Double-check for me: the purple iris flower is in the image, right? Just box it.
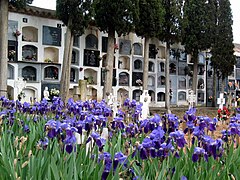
[169,130,187,148]
[140,119,151,133]
[221,130,231,142]
[64,128,77,154]
[91,132,101,139]
[150,126,164,140]
[90,132,106,151]
[181,176,188,180]
[186,107,196,115]
[167,114,179,129]
[45,120,57,138]
[98,152,112,180]
[207,139,224,159]
[24,124,30,133]
[192,147,208,162]
[150,114,161,124]
[193,126,205,138]
[186,121,194,129]
[184,108,197,122]
[229,123,240,135]
[150,147,156,158]
[142,138,153,148]
[123,98,131,107]
[157,142,174,158]
[37,137,49,150]
[139,146,148,160]
[96,138,106,149]
[112,116,125,130]
[208,122,216,131]
[125,123,139,137]
[113,152,127,171]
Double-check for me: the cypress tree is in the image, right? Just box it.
[182,0,214,94]
[56,0,92,103]
[158,0,183,113]
[211,0,235,93]
[134,0,165,94]
[93,0,139,99]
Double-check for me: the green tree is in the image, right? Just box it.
[158,0,183,113]
[0,0,33,97]
[211,0,235,94]
[56,0,92,103]
[93,0,139,99]
[182,0,214,94]
[135,0,165,93]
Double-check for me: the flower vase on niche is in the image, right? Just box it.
[8,50,16,61]
[50,88,60,100]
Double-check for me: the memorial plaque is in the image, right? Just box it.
[178,77,186,89]
[119,39,131,55]
[178,91,186,101]
[149,44,157,59]
[132,72,143,86]
[207,78,213,87]
[22,66,37,81]
[133,43,142,56]
[119,72,129,86]
[102,36,108,53]
[83,49,100,67]
[178,62,187,75]
[157,75,165,87]
[101,68,116,86]
[8,20,18,41]
[86,34,98,49]
[134,59,143,70]
[179,50,187,61]
[198,54,205,64]
[22,45,37,61]
[8,40,18,62]
[236,69,240,79]
[73,36,79,47]
[198,91,205,103]
[236,57,240,68]
[42,26,62,46]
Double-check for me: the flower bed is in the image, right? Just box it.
[0,96,240,179]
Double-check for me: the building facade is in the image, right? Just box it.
[7,6,216,107]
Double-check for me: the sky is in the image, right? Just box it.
[31,0,240,44]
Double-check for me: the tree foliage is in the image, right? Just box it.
[134,0,165,93]
[93,0,139,36]
[158,0,183,113]
[182,0,212,55]
[9,0,33,8]
[56,0,92,36]
[159,0,183,43]
[211,0,235,80]
[182,0,215,93]
[135,0,164,38]
[56,0,93,103]
[93,0,139,99]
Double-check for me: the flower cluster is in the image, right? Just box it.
[136,79,142,86]
[217,106,230,122]
[1,96,240,179]
[50,88,60,96]
[8,50,16,57]
[13,30,21,37]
